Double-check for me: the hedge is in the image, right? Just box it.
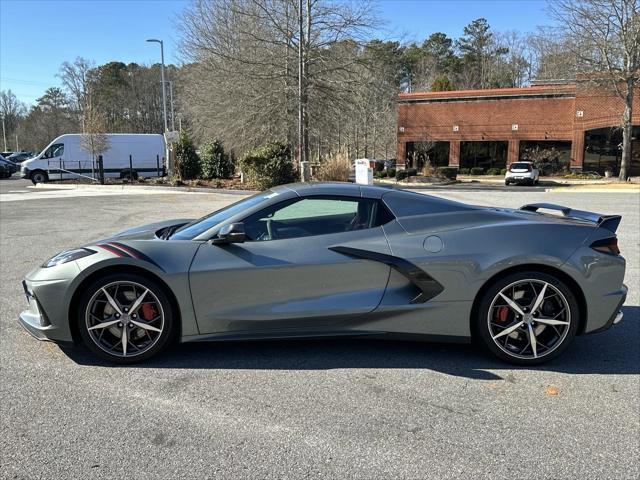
[436,166,458,180]
[395,168,417,181]
[241,142,296,189]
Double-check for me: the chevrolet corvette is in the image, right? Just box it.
[19,182,626,364]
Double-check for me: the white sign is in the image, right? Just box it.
[512,124,519,131]
[164,131,180,143]
[452,125,459,132]
[354,158,373,185]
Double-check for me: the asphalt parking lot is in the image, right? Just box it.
[1,178,638,479]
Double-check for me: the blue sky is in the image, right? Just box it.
[0,0,552,105]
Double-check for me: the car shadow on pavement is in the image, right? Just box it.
[62,305,639,381]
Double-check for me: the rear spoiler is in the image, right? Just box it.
[520,203,621,233]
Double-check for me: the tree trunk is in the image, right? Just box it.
[297,0,305,166]
[619,78,634,181]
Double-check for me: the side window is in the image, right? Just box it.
[243,197,394,241]
[43,143,64,159]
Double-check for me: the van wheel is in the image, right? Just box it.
[31,170,48,184]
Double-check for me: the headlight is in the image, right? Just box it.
[43,248,96,268]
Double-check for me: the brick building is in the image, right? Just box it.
[396,81,640,175]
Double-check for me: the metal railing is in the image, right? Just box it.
[44,155,164,183]
[46,159,99,182]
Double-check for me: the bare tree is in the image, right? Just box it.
[80,102,110,164]
[179,0,377,164]
[58,57,95,130]
[0,90,27,149]
[550,0,640,180]
[527,27,579,81]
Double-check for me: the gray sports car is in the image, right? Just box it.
[19,182,627,365]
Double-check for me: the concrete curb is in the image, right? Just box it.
[32,182,258,195]
[545,186,640,193]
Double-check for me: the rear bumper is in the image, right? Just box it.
[506,176,535,184]
[589,285,627,334]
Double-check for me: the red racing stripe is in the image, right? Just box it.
[107,242,141,259]
[96,244,130,258]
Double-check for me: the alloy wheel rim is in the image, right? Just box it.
[85,281,164,358]
[487,279,571,360]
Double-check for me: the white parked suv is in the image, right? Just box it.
[505,161,540,186]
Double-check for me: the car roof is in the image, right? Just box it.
[273,181,396,199]
[271,182,473,214]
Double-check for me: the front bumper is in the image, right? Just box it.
[18,280,67,343]
[18,264,80,343]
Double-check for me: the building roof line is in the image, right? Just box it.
[399,84,577,101]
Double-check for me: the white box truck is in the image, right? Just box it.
[21,133,166,184]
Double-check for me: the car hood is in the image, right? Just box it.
[108,218,194,240]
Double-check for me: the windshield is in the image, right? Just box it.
[170,191,274,240]
[511,162,532,170]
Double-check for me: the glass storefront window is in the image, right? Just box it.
[519,141,572,175]
[460,141,507,171]
[405,141,450,169]
[584,126,640,175]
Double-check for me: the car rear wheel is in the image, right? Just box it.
[476,271,579,365]
[77,273,176,364]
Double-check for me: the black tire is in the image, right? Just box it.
[30,170,48,184]
[77,272,176,364]
[475,271,580,365]
[504,181,510,186]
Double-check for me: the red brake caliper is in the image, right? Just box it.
[141,303,157,321]
[496,306,509,323]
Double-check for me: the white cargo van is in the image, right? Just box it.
[21,133,165,183]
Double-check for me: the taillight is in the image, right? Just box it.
[590,237,620,255]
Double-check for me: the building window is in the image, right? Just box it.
[584,126,639,175]
[519,141,572,175]
[460,141,507,171]
[405,141,450,169]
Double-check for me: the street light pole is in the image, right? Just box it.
[146,39,168,133]
[147,38,171,176]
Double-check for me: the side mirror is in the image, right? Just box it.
[211,222,246,245]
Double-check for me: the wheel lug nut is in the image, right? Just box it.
[115,313,120,318]
[118,322,123,327]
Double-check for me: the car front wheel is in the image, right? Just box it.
[77,273,176,364]
[476,271,579,365]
